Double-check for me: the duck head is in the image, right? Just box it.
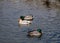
[20,16,25,20]
[37,29,42,33]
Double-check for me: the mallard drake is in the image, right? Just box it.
[20,15,33,20]
[18,16,33,24]
[27,29,42,38]
[18,19,32,24]
[24,15,33,20]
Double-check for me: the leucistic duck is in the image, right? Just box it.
[18,16,32,24]
[27,29,42,38]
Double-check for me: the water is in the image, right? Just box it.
[0,0,60,43]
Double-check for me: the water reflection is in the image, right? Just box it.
[0,0,4,2]
[0,0,60,43]
[43,0,50,8]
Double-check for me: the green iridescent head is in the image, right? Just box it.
[37,29,42,33]
[20,16,25,20]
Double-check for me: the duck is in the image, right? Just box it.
[18,16,32,24]
[18,19,32,24]
[19,15,33,20]
[24,15,33,20]
[27,29,42,38]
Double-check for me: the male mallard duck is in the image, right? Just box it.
[27,29,42,38]
[18,19,32,24]
[24,15,33,20]
[20,15,33,20]
[18,16,32,24]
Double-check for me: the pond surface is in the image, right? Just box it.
[0,0,60,43]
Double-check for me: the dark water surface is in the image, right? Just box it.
[0,0,60,43]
